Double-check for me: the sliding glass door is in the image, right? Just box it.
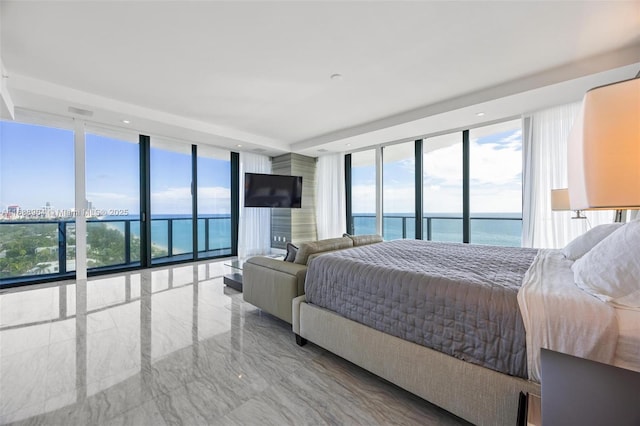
[197,146,232,257]
[469,119,522,246]
[0,120,75,282]
[349,149,376,235]
[423,132,463,242]
[150,139,194,263]
[382,142,415,240]
[85,130,140,269]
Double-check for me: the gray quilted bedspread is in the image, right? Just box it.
[304,239,538,378]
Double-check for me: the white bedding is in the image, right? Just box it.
[517,249,619,382]
[613,307,640,373]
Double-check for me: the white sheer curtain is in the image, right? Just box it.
[238,152,271,258]
[315,153,346,239]
[523,102,613,248]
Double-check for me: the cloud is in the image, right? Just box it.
[150,186,231,214]
[87,192,138,211]
[352,128,523,214]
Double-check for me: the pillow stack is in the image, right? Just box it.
[562,223,623,261]
[568,221,640,309]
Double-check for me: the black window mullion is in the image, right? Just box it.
[231,152,240,256]
[139,135,151,267]
[414,140,423,239]
[462,130,470,243]
[191,144,198,259]
[345,154,353,234]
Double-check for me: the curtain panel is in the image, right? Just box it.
[238,152,272,258]
[523,102,613,249]
[315,153,347,239]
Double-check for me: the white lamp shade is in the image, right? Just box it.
[551,188,570,211]
[568,77,640,210]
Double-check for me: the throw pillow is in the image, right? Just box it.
[284,242,298,262]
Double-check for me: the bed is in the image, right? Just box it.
[292,232,640,426]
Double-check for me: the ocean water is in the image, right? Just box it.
[103,214,232,255]
[354,213,522,247]
[103,212,521,255]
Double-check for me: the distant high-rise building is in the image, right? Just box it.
[43,201,55,219]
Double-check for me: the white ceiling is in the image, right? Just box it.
[1,1,639,156]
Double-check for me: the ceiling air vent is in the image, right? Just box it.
[68,106,94,117]
[317,149,328,153]
[252,148,267,153]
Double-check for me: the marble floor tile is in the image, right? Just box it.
[0,258,469,425]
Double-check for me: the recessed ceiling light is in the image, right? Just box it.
[476,112,485,117]
[236,144,242,148]
[330,73,343,81]
[122,119,131,124]
[346,143,351,147]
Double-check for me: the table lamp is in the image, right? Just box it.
[568,76,640,222]
[551,188,586,219]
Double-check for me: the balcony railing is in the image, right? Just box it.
[353,214,522,247]
[0,216,232,283]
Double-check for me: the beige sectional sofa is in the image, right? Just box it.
[243,234,382,324]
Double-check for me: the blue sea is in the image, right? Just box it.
[101,212,522,253]
[354,213,522,247]
[101,214,232,255]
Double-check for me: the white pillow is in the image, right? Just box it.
[572,220,640,309]
[562,223,624,260]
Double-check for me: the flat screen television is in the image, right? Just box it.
[244,173,303,208]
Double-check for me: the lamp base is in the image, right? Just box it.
[572,210,587,220]
[614,209,625,223]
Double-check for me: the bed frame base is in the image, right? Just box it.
[295,334,307,346]
[293,297,540,426]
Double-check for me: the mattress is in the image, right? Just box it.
[304,239,538,378]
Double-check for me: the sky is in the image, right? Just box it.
[2,120,521,217]
[0,121,231,216]
[352,126,523,214]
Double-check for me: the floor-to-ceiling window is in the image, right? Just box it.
[346,118,523,246]
[85,130,140,269]
[423,132,463,242]
[197,146,232,257]
[1,118,237,288]
[349,149,377,235]
[150,139,194,263]
[0,120,75,282]
[469,119,522,246]
[383,142,415,240]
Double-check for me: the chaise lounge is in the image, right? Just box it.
[242,234,382,324]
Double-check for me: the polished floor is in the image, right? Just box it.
[0,260,468,425]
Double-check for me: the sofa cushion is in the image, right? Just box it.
[294,236,353,265]
[347,234,383,246]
